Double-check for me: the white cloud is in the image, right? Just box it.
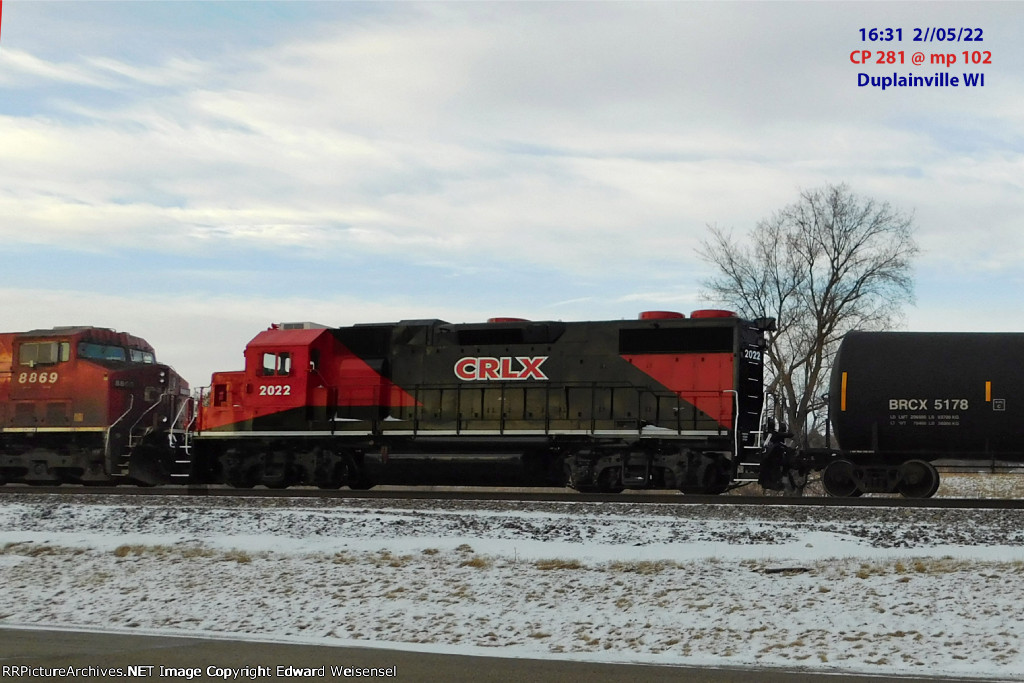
[1,2,1024,338]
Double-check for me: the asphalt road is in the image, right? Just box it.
[0,627,1000,683]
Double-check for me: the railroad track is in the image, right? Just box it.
[1,484,1022,509]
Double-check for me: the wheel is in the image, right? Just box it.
[783,467,808,496]
[316,461,347,489]
[702,461,732,495]
[898,460,940,499]
[225,467,259,489]
[822,459,860,497]
[596,467,625,494]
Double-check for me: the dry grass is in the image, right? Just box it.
[1,542,70,557]
[4,542,261,564]
[607,559,679,574]
[534,558,584,571]
[937,472,1024,499]
[459,555,491,569]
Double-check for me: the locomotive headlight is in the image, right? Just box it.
[159,370,167,385]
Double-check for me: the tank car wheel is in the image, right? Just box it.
[927,466,941,497]
[822,459,861,497]
[897,460,940,499]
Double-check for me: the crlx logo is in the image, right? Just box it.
[454,356,548,381]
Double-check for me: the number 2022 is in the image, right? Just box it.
[259,385,292,396]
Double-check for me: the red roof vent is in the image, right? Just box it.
[638,311,685,320]
[690,309,737,319]
[487,317,529,324]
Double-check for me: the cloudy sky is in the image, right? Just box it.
[2,1,1022,385]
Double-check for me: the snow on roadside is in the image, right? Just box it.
[1,493,1023,680]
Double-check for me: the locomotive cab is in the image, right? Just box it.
[202,323,347,433]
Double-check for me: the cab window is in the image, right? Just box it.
[78,342,127,362]
[130,348,156,364]
[19,341,71,366]
[261,352,292,376]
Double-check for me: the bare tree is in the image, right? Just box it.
[700,183,918,446]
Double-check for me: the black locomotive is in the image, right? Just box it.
[195,311,792,493]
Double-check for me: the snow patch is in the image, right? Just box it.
[1,493,1023,679]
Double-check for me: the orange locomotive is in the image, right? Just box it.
[0,327,190,485]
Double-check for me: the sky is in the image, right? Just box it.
[2,1,1023,386]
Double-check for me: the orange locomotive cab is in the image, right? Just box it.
[199,323,416,434]
[201,325,332,433]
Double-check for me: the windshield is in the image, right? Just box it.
[78,342,127,362]
[130,348,156,364]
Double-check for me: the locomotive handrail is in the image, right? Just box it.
[104,394,135,458]
[127,389,176,438]
[382,380,729,438]
[724,389,740,462]
[193,386,207,435]
[170,395,196,454]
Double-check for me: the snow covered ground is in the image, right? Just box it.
[2,481,1024,680]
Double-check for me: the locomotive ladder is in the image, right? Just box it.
[735,437,766,484]
[734,347,771,484]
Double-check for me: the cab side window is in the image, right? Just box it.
[261,352,292,376]
[19,341,70,366]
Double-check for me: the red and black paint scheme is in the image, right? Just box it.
[819,331,1024,498]
[0,327,190,485]
[195,312,780,492]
